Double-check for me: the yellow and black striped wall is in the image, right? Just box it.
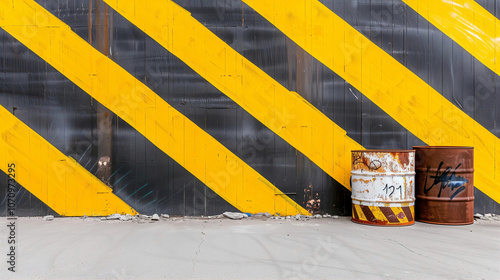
[0,0,499,216]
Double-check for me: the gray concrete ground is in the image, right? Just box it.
[0,215,499,280]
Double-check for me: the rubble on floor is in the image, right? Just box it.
[43,215,54,221]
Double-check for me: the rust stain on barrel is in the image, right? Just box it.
[413,146,474,225]
[398,152,410,166]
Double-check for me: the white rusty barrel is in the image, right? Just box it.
[351,150,415,226]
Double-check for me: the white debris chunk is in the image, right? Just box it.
[332,215,339,219]
[43,215,54,221]
[323,214,332,218]
[223,212,248,220]
[161,214,170,218]
[120,214,132,221]
[151,214,160,221]
[473,213,483,219]
[314,214,322,219]
[106,213,122,220]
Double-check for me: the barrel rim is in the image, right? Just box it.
[412,146,474,149]
[351,149,415,153]
[415,219,473,225]
[352,218,415,226]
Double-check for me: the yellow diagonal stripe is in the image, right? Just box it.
[0,0,308,216]
[392,206,409,224]
[243,0,500,204]
[353,204,366,221]
[0,106,137,216]
[403,0,500,77]
[368,206,388,223]
[102,0,364,191]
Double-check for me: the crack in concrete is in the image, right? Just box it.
[388,238,465,275]
[192,222,206,271]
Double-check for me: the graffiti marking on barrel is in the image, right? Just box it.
[367,160,382,171]
[383,184,402,197]
[352,151,382,171]
[423,161,469,200]
[352,152,363,165]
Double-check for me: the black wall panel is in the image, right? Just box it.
[0,0,498,216]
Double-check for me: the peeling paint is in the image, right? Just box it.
[351,150,415,226]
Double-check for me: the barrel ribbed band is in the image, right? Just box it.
[352,204,415,226]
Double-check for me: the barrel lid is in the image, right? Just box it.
[351,149,414,153]
[413,146,473,149]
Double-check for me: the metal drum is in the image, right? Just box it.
[351,150,415,226]
[413,146,474,225]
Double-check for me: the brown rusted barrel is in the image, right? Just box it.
[351,150,415,226]
[413,146,474,225]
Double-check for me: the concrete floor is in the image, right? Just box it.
[0,216,499,280]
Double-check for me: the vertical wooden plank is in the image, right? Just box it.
[342,0,362,144]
